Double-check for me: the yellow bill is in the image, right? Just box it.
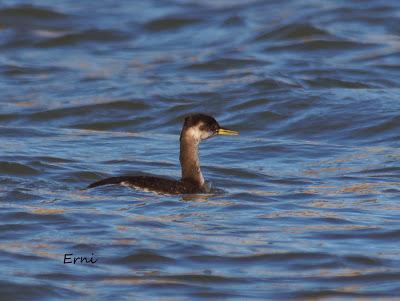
[218,128,239,136]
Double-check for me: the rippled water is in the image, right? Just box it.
[1,0,400,300]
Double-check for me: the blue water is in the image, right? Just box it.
[0,0,399,300]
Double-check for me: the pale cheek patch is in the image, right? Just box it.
[200,131,212,140]
[186,127,202,141]
[184,122,213,141]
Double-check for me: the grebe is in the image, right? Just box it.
[87,114,238,194]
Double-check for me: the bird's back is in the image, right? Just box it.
[87,175,206,194]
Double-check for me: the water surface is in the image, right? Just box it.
[1,0,400,300]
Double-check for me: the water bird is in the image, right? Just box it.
[87,114,239,194]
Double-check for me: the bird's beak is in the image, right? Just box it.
[217,128,239,136]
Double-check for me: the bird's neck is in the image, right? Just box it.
[180,133,204,187]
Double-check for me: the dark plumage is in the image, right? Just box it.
[87,113,238,195]
[87,176,206,194]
